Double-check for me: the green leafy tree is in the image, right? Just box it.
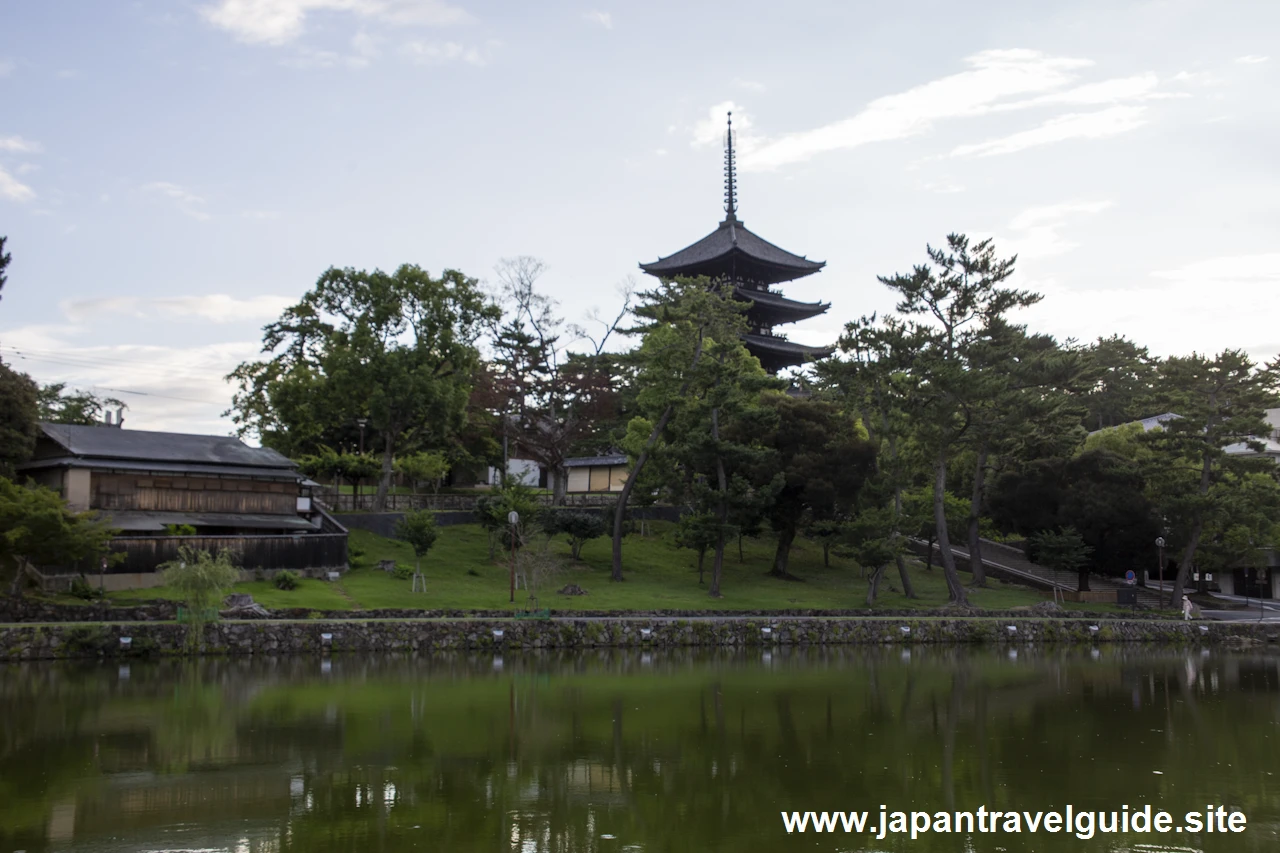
[843,507,906,606]
[609,277,754,582]
[397,451,450,495]
[475,478,541,559]
[674,511,719,584]
[747,395,875,579]
[1080,335,1158,431]
[0,235,9,304]
[541,509,606,560]
[1028,527,1093,598]
[159,547,240,648]
[228,264,497,509]
[0,477,119,596]
[395,510,439,587]
[865,234,1040,604]
[1144,350,1280,606]
[0,364,39,477]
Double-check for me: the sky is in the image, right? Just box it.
[1,0,1277,438]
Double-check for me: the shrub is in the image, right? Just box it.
[158,546,240,649]
[392,564,414,580]
[68,574,105,600]
[543,509,607,560]
[274,570,301,590]
[164,523,198,536]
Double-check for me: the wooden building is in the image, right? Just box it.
[564,454,628,493]
[16,422,348,590]
[640,113,834,374]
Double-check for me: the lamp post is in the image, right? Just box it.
[508,510,519,604]
[1156,536,1166,607]
[355,418,369,508]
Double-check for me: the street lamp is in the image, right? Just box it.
[356,418,369,454]
[1156,536,1166,607]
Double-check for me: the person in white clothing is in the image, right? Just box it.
[1182,595,1194,621]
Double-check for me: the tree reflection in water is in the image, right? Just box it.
[1,645,1279,852]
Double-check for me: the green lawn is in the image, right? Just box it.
[106,521,1123,614]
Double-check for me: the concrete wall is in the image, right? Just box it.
[0,616,1269,661]
[64,468,91,510]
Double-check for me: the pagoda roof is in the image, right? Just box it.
[640,217,825,284]
[735,286,830,323]
[744,333,835,373]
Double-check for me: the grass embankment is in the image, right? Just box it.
[103,521,1122,614]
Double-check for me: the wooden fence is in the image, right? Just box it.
[315,492,618,512]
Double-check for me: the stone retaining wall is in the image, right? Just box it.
[1,617,1273,661]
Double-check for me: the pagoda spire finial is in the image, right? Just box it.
[723,111,738,221]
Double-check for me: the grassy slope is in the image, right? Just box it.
[107,521,1120,613]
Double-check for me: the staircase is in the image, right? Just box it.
[927,538,1168,608]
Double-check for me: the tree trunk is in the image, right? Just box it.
[738,533,744,563]
[708,406,728,599]
[895,553,916,599]
[771,526,796,578]
[697,550,706,585]
[967,443,989,587]
[373,433,395,511]
[552,465,567,506]
[822,542,830,568]
[933,450,968,605]
[1169,447,1214,608]
[926,535,935,570]
[866,563,886,606]
[610,332,707,581]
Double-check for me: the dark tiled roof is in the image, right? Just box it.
[736,287,830,322]
[564,454,628,468]
[18,456,303,482]
[743,334,835,358]
[32,423,295,469]
[640,218,825,279]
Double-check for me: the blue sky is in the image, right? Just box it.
[1,0,1277,436]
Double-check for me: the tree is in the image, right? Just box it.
[475,478,541,559]
[0,235,9,305]
[1145,350,1280,606]
[397,451,450,495]
[228,264,496,510]
[610,277,752,582]
[542,509,606,560]
[852,235,1040,604]
[0,477,120,596]
[487,257,629,504]
[1080,335,1157,431]
[844,508,907,607]
[36,383,125,425]
[1028,527,1093,599]
[0,363,39,477]
[395,510,439,590]
[159,547,240,648]
[748,395,875,579]
[675,512,719,584]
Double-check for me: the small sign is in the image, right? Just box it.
[507,510,520,525]
[1125,570,1136,585]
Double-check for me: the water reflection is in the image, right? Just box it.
[2,646,1279,852]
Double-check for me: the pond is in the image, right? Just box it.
[2,646,1278,852]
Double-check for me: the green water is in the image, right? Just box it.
[2,647,1279,852]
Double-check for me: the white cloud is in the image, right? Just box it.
[0,166,36,202]
[201,0,471,46]
[1022,254,1280,359]
[400,39,488,65]
[583,10,612,29]
[0,135,43,154]
[734,78,767,93]
[61,294,295,324]
[0,59,12,77]
[0,330,264,435]
[142,181,211,220]
[724,50,1166,171]
[948,106,1148,158]
[241,209,282,220]
[1005,200,1112,260]
[1236,55,1269,64]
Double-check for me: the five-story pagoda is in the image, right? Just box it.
[640,113,834,374]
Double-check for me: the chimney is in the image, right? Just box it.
[116,407,125,428]
[104,411,113,426]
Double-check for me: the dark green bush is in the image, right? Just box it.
[274,570,301,590]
